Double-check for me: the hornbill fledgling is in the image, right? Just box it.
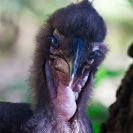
[0,0,108,133]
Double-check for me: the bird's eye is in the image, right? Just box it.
[47,35,59,49]
[88,50,103,59]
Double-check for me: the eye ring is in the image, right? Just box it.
[88,50,103,59]
[46,35,59,49]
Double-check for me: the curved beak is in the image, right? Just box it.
[68,38,83,86]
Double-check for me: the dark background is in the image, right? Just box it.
[0,0,133,132]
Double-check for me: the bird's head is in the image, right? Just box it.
[35,0,108,105]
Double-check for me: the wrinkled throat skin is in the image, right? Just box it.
[48,56,92,101]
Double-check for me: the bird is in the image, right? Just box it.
[0,0,108,133]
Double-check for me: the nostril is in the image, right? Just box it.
[86,59,94,66]
[75,59,94,77]
[85,62,89,66]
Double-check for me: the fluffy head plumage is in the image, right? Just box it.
[47,0,106,42]
[33,0,107,108]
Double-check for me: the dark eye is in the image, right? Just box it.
[88,50,103,59]
[47,35,59,49]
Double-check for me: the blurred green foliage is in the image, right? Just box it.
[95,66,124,86]
[9,80,31,102]
[0,0,133,133]
[129,0,133,5]
[0,0,70,22]
[87,65,124,133]
[87,102,109,133]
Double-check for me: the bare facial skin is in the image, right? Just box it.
[45,61,89,121]
[45,28,107,121]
